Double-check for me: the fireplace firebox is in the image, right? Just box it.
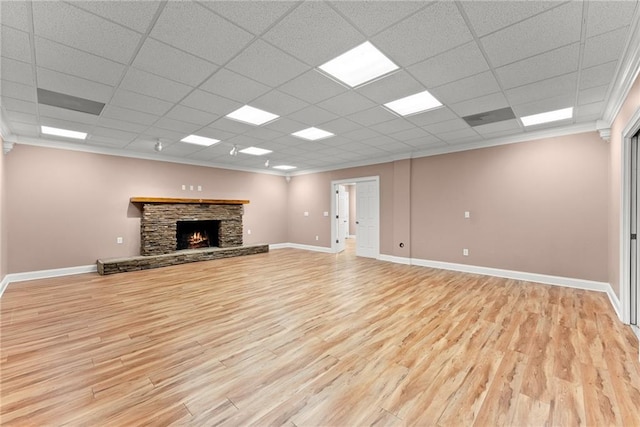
[176,220,220,250]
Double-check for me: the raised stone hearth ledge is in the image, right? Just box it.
[130,197,249,205]
[97,244,269,275]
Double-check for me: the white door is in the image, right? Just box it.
[340,188,349,239]
[335,185,347,253]
[356,180,379,258]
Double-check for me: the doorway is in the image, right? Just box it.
[331,176,379,258]
[629,130,640,336]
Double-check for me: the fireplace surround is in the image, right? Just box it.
[96,197,268,275]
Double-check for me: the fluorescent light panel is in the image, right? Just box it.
[292,127,334,141]
[239,146,272,156]
[384,90,442,116]
[273,165,297,170]
[225,105,279,126]
[520,107,573,126]
[41,125,87,140]
[319,41,399,88]
[181,134,220,146]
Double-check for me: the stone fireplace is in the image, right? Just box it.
[96,197,268,275]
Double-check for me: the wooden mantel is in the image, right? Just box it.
[130,197,249,205]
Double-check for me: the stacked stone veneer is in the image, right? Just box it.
[141,203,243,256]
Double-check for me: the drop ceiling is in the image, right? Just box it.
[1,0,639,174]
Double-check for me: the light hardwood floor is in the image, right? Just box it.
[1,242,640,426]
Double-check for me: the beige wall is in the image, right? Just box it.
[5,144,288,273]
[411,132,609,282]
[0,139,6,281]
[609,73,640,297]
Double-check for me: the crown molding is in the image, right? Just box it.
[601,6,640,126]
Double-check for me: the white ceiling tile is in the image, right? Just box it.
[133,38,217,87]
[373,2,473,67]
[347,106,397,127]
[578,85,609,105]
[288,105,339,126]
[150,2,253,64]
[1,57,35,85]
[5,111,37,125]
[361,135,399,147]
[1,97,36,115]
[200,68,271,103]
[480,2,582,67]
[35,37,125,86]
[342,127,382,141]
[243,127,284,141]
[208,117,254,135]
[38,104,99,125]
[449,92,509,117]
[1,80,36,102]
[226,39,310,87]
[370,118,415,135]
[408,41,489,89]
[102,105,160,126]
[406,107,458,126]
[69,1,160,33]
[111,89,173,116]
[165,105,218,126]
[153,117,201,134]
[472,119,521,135]
[330,1,427,36]
[96,117,148,134]
[89,135,133,148]
[461,1,560,37]
[575,101,605,120]
[422,119,470,136]
[278,70,347,104]
[431,71,501,104]
[251,90,309,116]
[39,117,94,134]
[390,127,430,142]
[586,1,637,38]
[1,26,31,63]
[506,73,577,106]
[143,126,188,142]
[0,1,29,30]
[8,121,39,137]
[580,61,618,90]
[120,68,192,103]
[264,1,364,65]
[320,118,361,134]
[317,92,376,117]
[582,26,630,68]
[404,137,444,149]
[91,126,138,141]
[495,43,580,89]
[438,128,480,143]
[37,67,114,103]
[201,1,297,35]
[511,94,576,117]
[161,141,206,157]
[181,90,242,116]
[32,1,141,63]
[263,117,306,134]
[356,71,425,104]
[196,126,237,142]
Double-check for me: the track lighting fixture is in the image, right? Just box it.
[265,159,270,167]
[154,139,163,152]
[230,145,238,156]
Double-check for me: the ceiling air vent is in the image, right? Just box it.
[37,88,105,116]
[462,107,515,127]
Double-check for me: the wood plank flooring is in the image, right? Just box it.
[2,242,640,426]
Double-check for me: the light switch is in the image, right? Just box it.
[304,211,309,217]
[464,211,470,218]
[323,211,329,217]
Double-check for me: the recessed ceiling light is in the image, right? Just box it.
[520,107,573,126]
[225,105,279,126]
[41,125,87,140]
[239,146,273,156]
[384,90,443,116]
[273,165,297,171]
[180,134,220,146]
[318,41,399,88]
[292,127,335,141]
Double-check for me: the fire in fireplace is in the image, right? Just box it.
[176,220,220,250]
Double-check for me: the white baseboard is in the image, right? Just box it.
[378,254,412,265]
[607,286,622,320]
[269,243,333,253]
[0,265,97,298]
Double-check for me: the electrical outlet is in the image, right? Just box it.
[316,235,319,241]
[197,185,202,192]
[463,248,469,256]
[117,237,123,244]
[304,211,309,217]
[189,185,194,191]
[464,211,470,218]
[181,184,186,190]
[247,229,251,235]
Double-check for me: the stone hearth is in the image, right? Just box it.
[96,197,268,275]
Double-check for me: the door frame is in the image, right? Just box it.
[330,176,380,256]
[620,107,640,328]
